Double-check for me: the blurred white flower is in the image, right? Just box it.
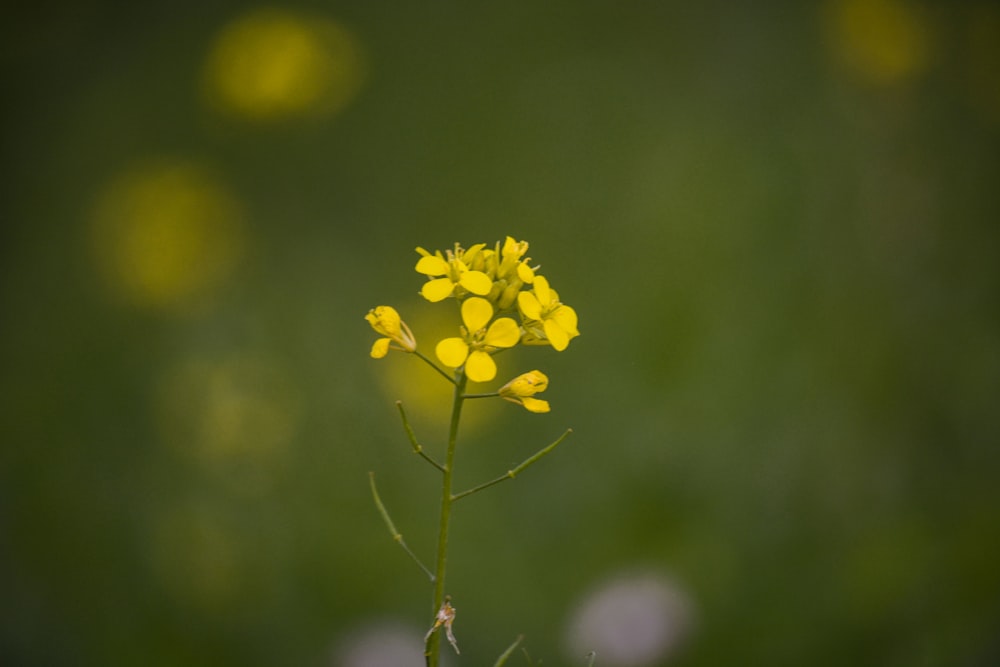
[332,621,426,667]
[564,570,695,666]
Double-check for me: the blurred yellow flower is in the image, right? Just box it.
[90,159,244,312]
[366,306,417,358]
[203,8,365,121]
[435,297,519,382]
[498,370,550,413]
[826,0,929,86]
[518,276,580,351]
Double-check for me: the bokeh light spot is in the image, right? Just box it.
[203,7,365,121]
[826,0,930,86]
[91,159,245,312]
[156,353,301,493]
[564,570,695,667]
[332,621,433,667]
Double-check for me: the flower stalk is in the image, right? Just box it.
[425,370,467,665]
[364,237,580,665]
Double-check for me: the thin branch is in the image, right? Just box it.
[462,391,499,399]
[368,472,435,582]
[492,635,524,667]
[414,349,456,385]
[396,401,446,472]
[451,428,573,502]
[585,651,597,666]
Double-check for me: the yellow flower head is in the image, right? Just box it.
[484,236,536,310]
[498,370,550,413]
[517,276,579,351]
[365,305,417,358]
[497,236,535,284]
[435,297,520,382]
[415,243,493,302]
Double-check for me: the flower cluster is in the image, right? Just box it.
[365,237,579,411]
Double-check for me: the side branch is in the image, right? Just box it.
[493,635,524,667]
[368,472,435,581]
[462,392,499,400]
[396,401,446,473]
[414,349,457,385]
[451,428,573,502]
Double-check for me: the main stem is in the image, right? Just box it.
[427,371,467,667]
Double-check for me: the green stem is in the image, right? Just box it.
[426,370,468,667]
[462,391,499,399]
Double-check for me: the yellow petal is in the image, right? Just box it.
[550,304,579,337]
[464,243,487,267]
[532,276,552,306]
[516,262,535,283]
[501,236,517,257]
[421,277,455,302]
[544,318,570,351]
[461,297,493,332]
[465,350,497,383]
[370,338,390,358]
[520,397,550,413]
[435,337,469,368]
[502,236,528,259]
[459,270,492,295]
[416,255,449,276]
[366,305,401,337]
[484,317,520,348]
[517,291,542,320]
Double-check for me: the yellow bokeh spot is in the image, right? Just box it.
[155,353,301,493]
[203,7,365,121]
[91,160,244,312]
[826,0,930,86]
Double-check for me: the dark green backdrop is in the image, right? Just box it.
[3,1,999,665]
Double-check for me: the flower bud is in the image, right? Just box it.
[365,305,417,355]
[499,370,550,413]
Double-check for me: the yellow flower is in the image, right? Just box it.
[487,236,536,310]
[497,236,535,284]
[498,370,550,413]
[415,243,493,302]
[517,276,579,351]
[365,305,417,358]
[435,297,520,382]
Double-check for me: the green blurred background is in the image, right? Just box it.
[3,1,1000,665]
